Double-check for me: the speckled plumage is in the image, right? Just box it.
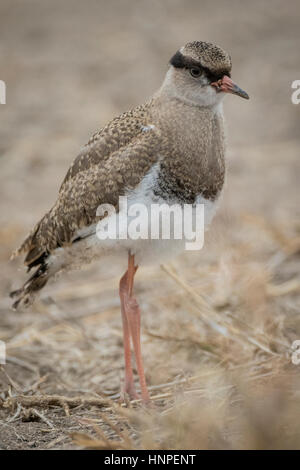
[10,41,236,309]
[182,41,232,75]
[18,102,160,264]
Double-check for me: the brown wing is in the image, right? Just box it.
[12,103,160,267]
[60,102,151,188]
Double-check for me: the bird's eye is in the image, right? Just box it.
[190,67,202,78]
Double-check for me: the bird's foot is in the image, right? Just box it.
[120,380,139,403]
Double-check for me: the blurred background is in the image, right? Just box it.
[0,0,300,450]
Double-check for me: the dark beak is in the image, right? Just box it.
[211,75,249,100]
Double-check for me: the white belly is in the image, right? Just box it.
[47,164,221,275]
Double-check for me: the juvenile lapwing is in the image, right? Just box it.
[10,41,249,402]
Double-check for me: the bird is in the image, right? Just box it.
[10,41,249,403]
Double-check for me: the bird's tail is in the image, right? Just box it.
[10,262,50,310]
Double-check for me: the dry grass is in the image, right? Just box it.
[1,217,300,449]
[0,0,300,450]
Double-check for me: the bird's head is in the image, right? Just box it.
[163,41,249,107]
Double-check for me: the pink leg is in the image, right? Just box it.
[124,254,150,403]
[119,272,138,400]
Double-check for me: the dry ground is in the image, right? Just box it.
[0,0,300,450]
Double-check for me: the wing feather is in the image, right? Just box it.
[13,103,160,267]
